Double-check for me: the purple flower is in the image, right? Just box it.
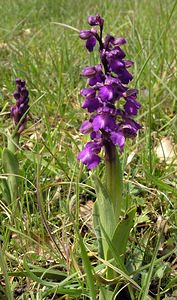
[78,15,141,168]
[11,78,30,134]
[92,114,116,132]
[118,69,133,84]
[112,37,127,46]
[80,120,93,134]
[80,87,100,112]
[97,103,116,116]
[110,131,125,147]
[81,66,96,77]
[124,97,141,115]
[79,28,99,52]
[77,142,101,169]
[98,85,114,101]
[121,119,142,138]
[106,47,126,60]
[89,73,105,86]
[109,59,125,74]
[124,60,134,68]
[87,15,104,26]
[80,87,96,98]
[86,36,97,52]
[81,96,100,112]
[79,30,91,40]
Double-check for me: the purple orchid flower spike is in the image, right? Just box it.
[11,78,30,134]
[78,15,141,169]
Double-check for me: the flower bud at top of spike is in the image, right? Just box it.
[87,15,104,26]
[15,78,21,85]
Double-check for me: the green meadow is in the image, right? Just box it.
[0,0,176,299]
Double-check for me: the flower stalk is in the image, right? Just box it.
[104,142,123,220]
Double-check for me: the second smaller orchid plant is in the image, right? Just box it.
[77,14,141,291]
[2,79,30,207]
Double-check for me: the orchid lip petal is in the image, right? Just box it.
[86,36,97,52]
[110,131,125,147]
[77,141,102,169]
[98,85,114,101]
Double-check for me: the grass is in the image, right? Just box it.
[0,0,177,299]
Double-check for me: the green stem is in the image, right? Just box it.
[7,133,20,154]
[104,142,123,220]
[0,243,13,300]
[6,133,20,215]
[104,142,123,280]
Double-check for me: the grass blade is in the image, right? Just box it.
[77,232,97,300]
[138,225,165,300]
[0,244,13,300]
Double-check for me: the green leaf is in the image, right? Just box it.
[42,286,82,298]
[138,227,164,300]
[127,228,151,272]
[1,178,11,204]
[0,244,13,300]
[4,268,66,281]
[2,148,20,203]
[99,286,114,300]
[99,223,127,273]
[162,275,177,292]
[100,207,135,279]
[77,233,97,300]
[93,175,116,258]
[96,256,141,291]
[24,257,59,287]
[111,206,136,260]
[93,201,104,258]
[24,258,80,293]
[105,146,123,220]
